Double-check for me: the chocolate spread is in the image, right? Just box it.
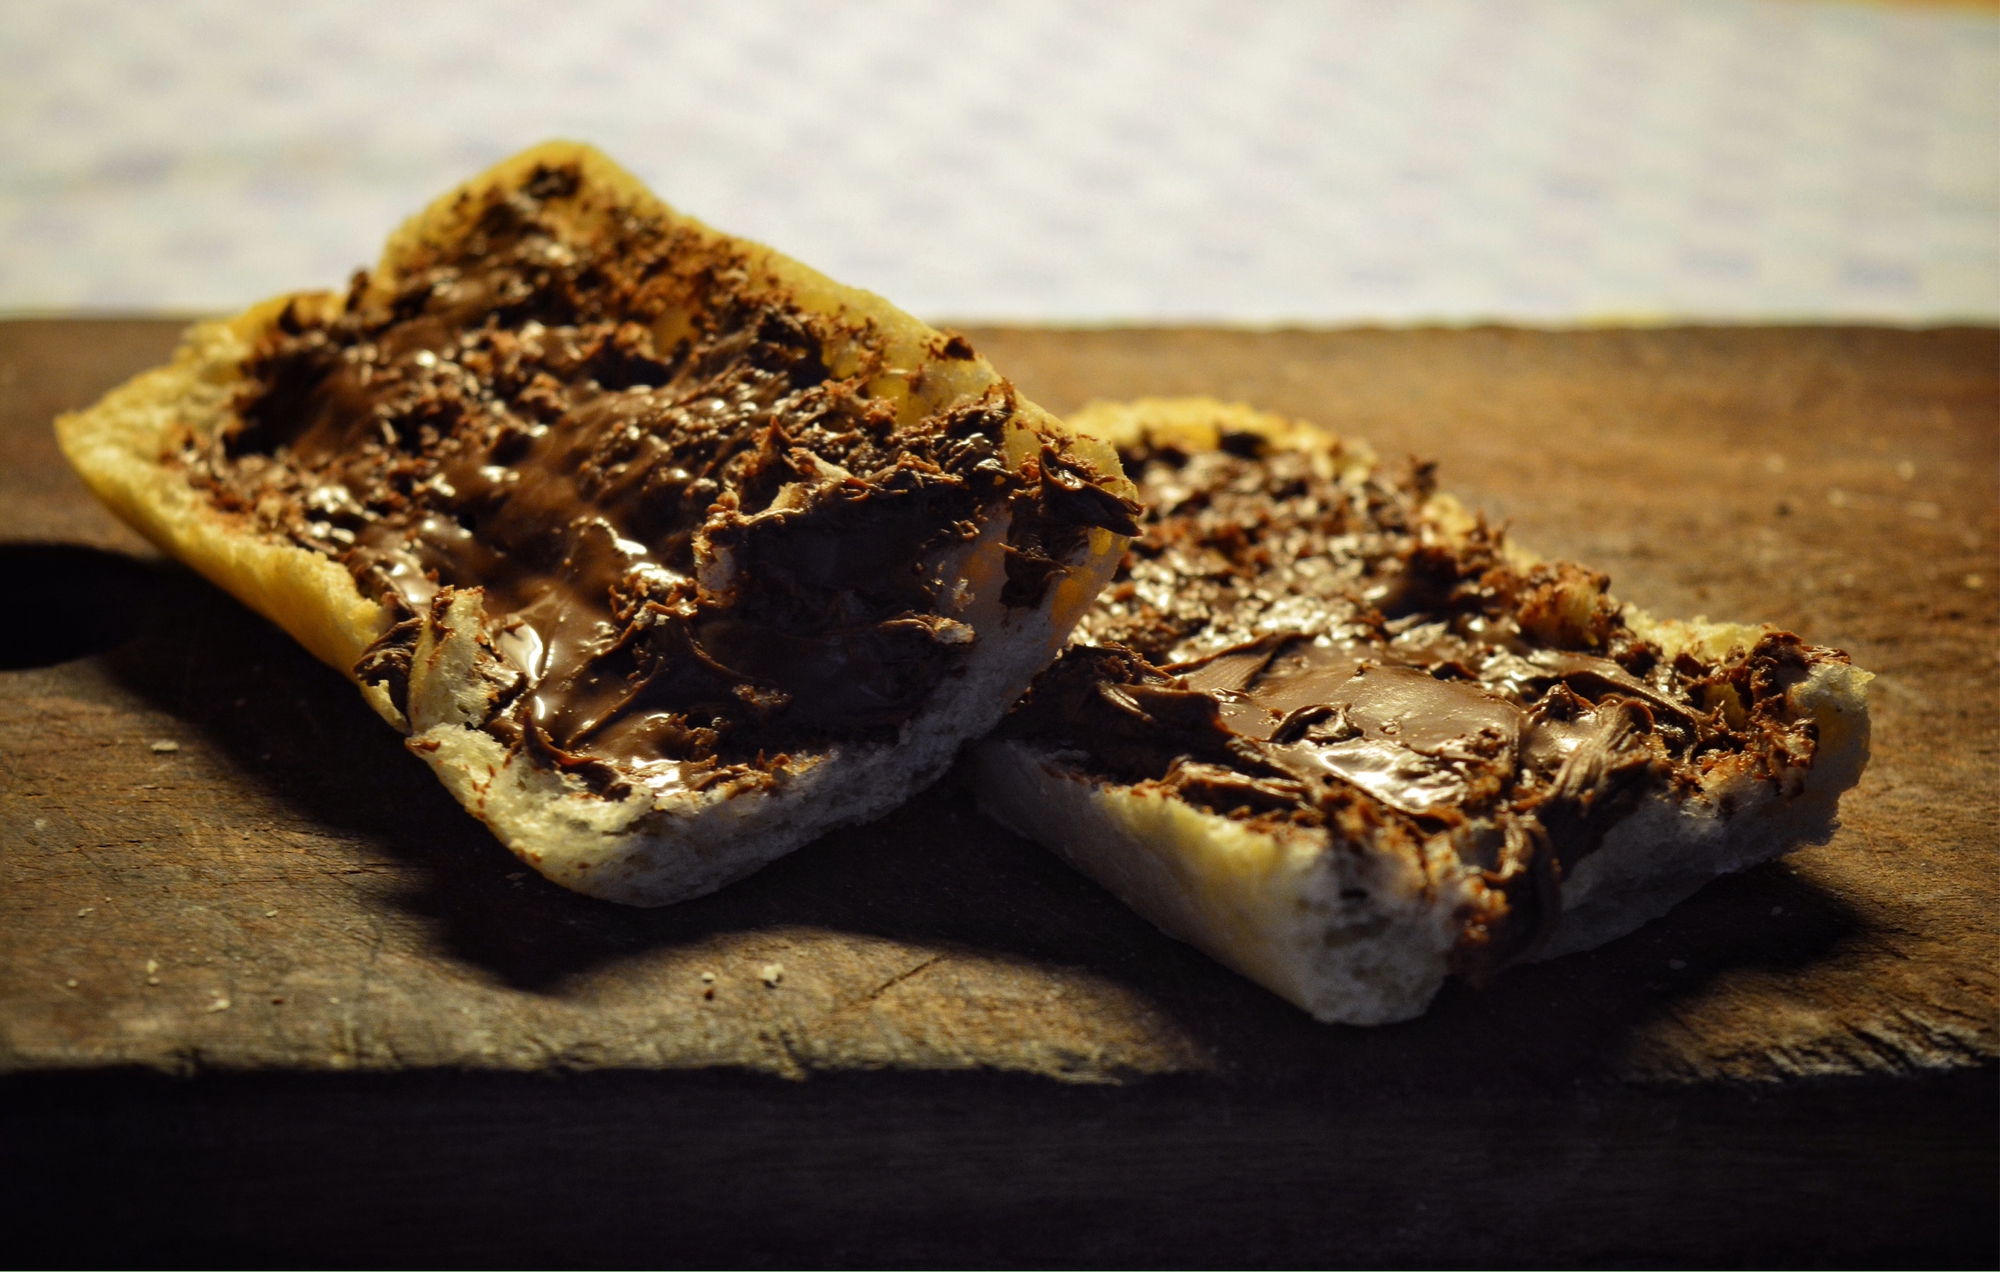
[178,161,1136,798]
[1003,433,1834,976]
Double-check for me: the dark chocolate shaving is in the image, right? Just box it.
[354,615,422,718]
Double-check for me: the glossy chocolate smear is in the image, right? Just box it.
[1007,439,1833,976]
[179,161,1136,795]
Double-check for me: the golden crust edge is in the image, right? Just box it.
[55,305,408,726]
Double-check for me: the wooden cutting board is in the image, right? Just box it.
[2,318,1993,1266]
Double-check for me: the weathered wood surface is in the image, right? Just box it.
[3,319,1993,1086]
[0,319,1994,1265]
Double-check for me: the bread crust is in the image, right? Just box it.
[58,142,1132,905]
[974,398,1871,1024]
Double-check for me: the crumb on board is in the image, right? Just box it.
[75,907,93,918]
[264,909,278,917]
[150,740,179,754]
[206,996,231,1012]
[760,962,785,987]
[145,959,158,975]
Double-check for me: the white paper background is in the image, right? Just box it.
[2,0,1994,323]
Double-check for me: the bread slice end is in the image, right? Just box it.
[974,738,1467,1025]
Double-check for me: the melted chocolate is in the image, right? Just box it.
[1005,436,1836,977]
[180,161,1136,797]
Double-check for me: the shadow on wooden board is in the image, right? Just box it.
[34,543,1873,1093]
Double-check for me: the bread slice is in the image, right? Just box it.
[973,398,1871,1025]
[57,141,1138,906]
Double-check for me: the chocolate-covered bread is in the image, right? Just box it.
[975,398,1870,1024]
[58,142,1137,905]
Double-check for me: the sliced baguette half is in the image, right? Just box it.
[974,398,1870,1025]
[59,141,1138,906]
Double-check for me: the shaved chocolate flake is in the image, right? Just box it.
[354,616,422,718]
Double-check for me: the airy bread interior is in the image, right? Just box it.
[58,142,1133,905]
[974,398,1871,1025]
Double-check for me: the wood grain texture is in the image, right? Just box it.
[0,319,1993,1266]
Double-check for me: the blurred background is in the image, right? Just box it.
[1,0,1994,324]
